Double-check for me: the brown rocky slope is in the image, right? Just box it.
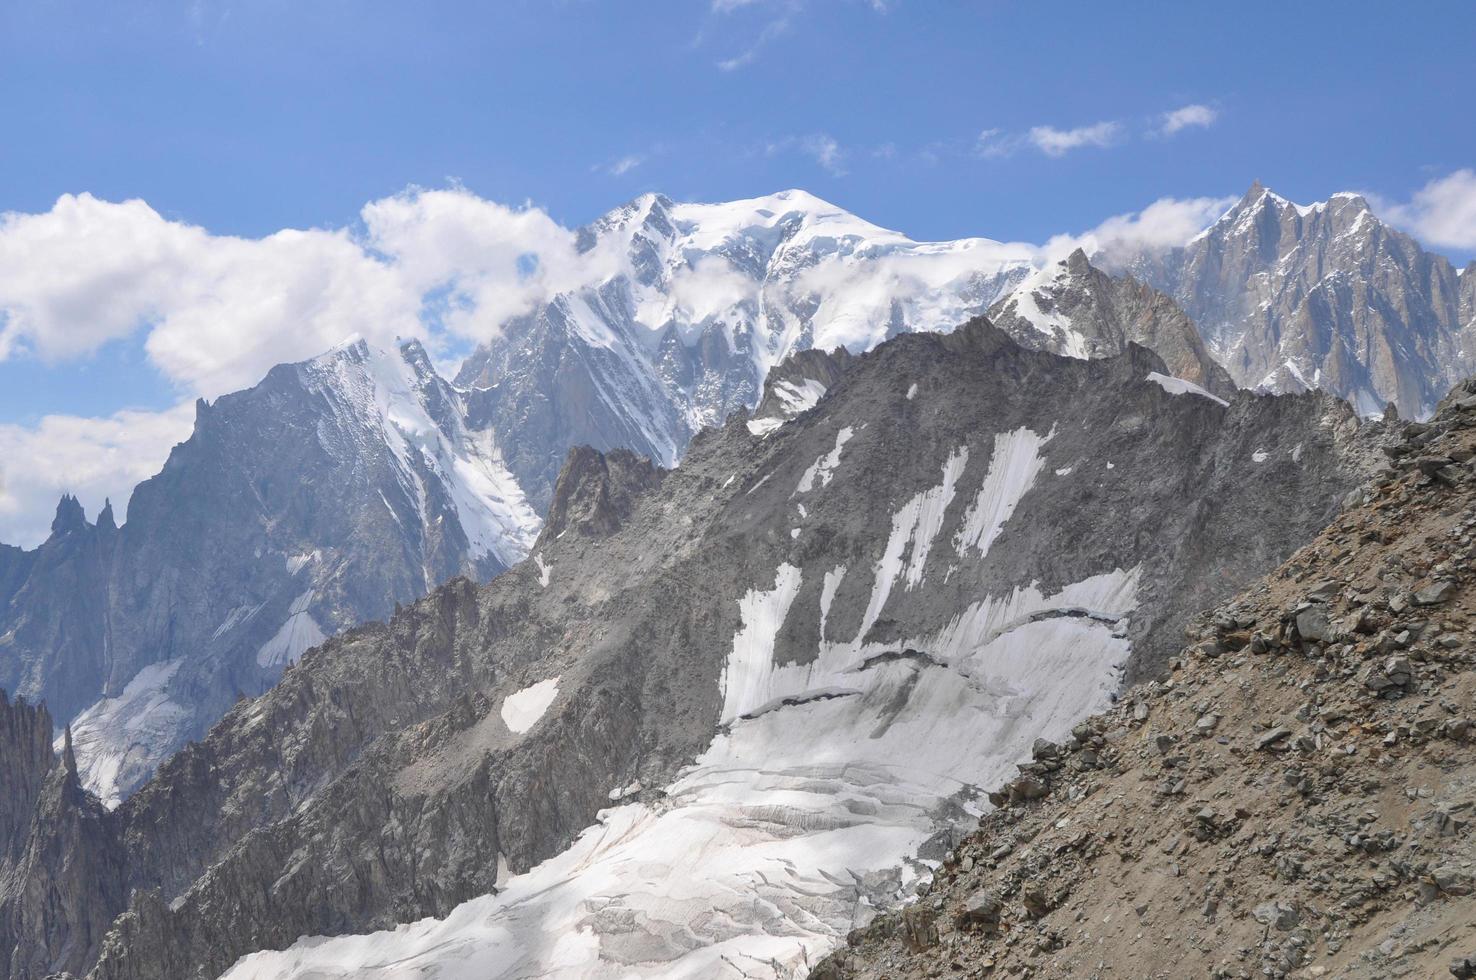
[816,384,1476,979]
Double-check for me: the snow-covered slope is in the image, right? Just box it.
[455,190,1048,508]
[0,339,538,806]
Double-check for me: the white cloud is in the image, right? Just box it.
[974,128,1021,159]
[1158,104,1218,136]
[1027,121,1123,157]
[1077,195,1237,259]
[975,121,1123,159]
[803,134,847,175]
[714,5,795,71]
[0,402,195,548]
[0,193,423,395]
[360,187,617,345]
[707,0,889,71]
[668,255,762,323]
[763,133,849,176]
[607,155,644,176]
[1374,169,1476,251]
[0,188,614,399]
[1037,194,1236,268]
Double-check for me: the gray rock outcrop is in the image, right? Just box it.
[0,319,1390,979]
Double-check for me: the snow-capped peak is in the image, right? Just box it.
[301,338,540,570]
[1196,183,1376,242]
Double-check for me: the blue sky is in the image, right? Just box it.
[4,1,1473,244]
[0,0,1473,544]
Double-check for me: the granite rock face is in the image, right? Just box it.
[1125,183,1476,418]
[0,339,539,805]
[988,248,1237,400]
[0,320,1389,980]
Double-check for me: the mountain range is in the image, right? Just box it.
[4,183,1469,805]
[0,181,1470,977]
[0,320,1388,978]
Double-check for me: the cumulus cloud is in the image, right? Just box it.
[1157,104,1218,136]
[360,187,617,346]
[0,194,423,395]
[1053,194,1238,264]
[0,188,614,399]
[0,402,196,548]
[1373,169,1476,251]
[977,105,1217,160]
[668,255,762,324]
[1027,121,1123,157]
[1028,194,1239,273]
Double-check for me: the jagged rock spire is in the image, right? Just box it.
[50,494,86,536]
[1065,246,1093,275]
[62,723,78,777]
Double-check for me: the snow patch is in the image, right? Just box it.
[1145,372,1229,408]
[256,590,327,668]
[794,426,854,495]
[533,553,551,588]
[818,564,846,640]
[67,660,190,809]
[224,560,1141,980]
[745,416,784,438]
[773,378,827,416]
[211,601,264,641]
[853,447,970,642]
[955,427,1052,558]
[501,678,561,734]
[285,551,318,575]
[718,564,805,723]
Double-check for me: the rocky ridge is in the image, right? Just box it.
[0,320,1391,980]
[817,382,1476,979]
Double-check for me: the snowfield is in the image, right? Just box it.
[222,426,1142,979]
